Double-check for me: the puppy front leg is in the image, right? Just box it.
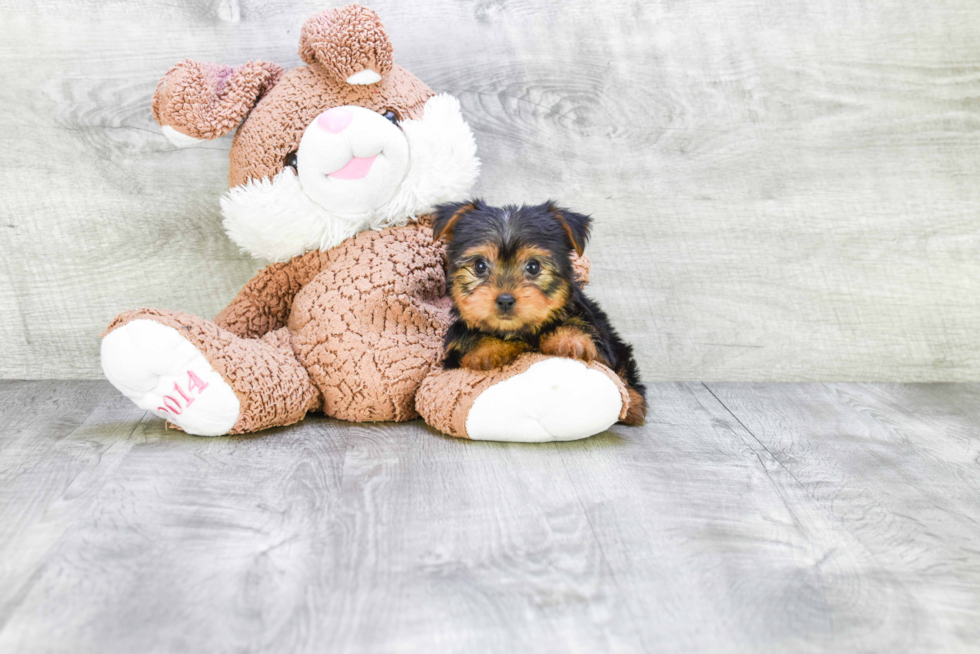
[443,319,530,370]
[540,324,598,363]
[460,337,530,371]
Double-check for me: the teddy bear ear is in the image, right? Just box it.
[152,59,284,147]
[298,4,394,85]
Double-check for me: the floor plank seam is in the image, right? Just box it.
[697,383,896,566]
[7,382,980,650]
[699,382,815,496]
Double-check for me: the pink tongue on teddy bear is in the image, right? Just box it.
[328,155,377,180]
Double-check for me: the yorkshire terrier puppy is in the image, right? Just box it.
[433,199,647,426]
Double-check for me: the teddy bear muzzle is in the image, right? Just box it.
[295,105,410,214]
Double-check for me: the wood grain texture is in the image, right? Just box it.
[1,380,979,652]
[2,0,980,380]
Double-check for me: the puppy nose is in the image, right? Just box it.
[317,107,353,134]
[496,293,516,312]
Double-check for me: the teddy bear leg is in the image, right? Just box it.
[101,309,320,436]
[416,353,631,442]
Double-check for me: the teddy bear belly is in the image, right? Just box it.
[288,283,453,423]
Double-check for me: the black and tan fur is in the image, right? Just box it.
[433,199,647,426]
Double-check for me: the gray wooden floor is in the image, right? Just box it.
[1,381,979,653]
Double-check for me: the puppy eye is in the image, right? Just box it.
[382,110,399,124]
[525,260,541,277]
[284,151,298,171]
[474,259,488,275]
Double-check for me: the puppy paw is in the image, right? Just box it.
[620,386,647,426]
[460,338,529,370]
[540,327,598,363]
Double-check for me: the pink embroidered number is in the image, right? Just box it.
[187,370,208,394]
[157,371,210,417]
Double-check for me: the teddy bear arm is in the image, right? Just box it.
[572,252,591,286]
[153,59,284,142]
[416,352,630,441]
[215,250,331,339]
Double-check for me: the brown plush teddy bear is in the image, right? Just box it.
[100,4,635,441]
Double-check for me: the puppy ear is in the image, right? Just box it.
[152,59,284,145]
[546,202,592,257]
[432,200,479,243]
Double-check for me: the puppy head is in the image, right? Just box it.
[433,200,592,334]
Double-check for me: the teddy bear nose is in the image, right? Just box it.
[317,107,353,134]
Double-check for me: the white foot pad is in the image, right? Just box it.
[101,320,241,436]
[465,358,623,442]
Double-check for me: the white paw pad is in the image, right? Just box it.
[101,319,241,436]
[465,358,624,442]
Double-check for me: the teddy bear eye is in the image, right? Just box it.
[284,151,298,171]
[382,110,399,124]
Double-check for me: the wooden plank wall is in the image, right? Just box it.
[2,0,979,380]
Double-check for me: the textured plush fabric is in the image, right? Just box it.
[299,4,394,82]
[215,249,333,339]
[220,94,479,262]
[104,309,320,434]
[105,3,634,439]
[227,64,433,189]
[572,251,591,286]
[287,220,448,422]
[416,353,629,439]
[152,60,284,141]
[106,219,601,432]
[212,217,595,427]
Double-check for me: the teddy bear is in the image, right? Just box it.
[100,4,636,442]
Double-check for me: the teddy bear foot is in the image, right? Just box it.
[465,358,624,441]
[101,319,241,436]
[418,354,629,442]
